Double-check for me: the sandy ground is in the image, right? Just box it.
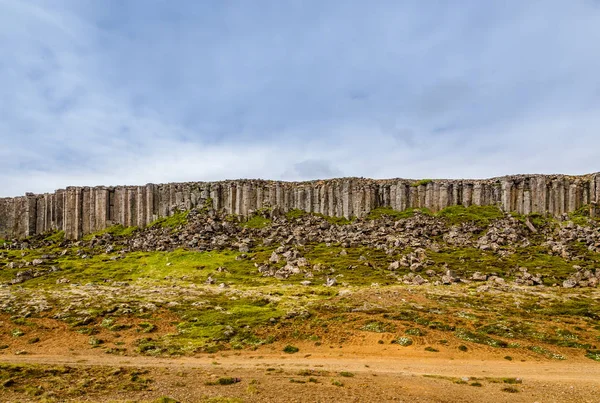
[1,343,599,403]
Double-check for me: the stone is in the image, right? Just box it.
[388,261,400,271]
[325,277,337,287]
[412,275,426,285]
[269,252,280,263]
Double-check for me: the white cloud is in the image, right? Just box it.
[0,0,599,197]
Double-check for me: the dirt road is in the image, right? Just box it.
[2,346,599,402]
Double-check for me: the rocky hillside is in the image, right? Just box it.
[3,205,599,290]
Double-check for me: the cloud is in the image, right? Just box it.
[283,159,343,180]
[0,0,599,197]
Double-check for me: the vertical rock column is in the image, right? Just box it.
[0,198,15,238]
[64,187,83,240]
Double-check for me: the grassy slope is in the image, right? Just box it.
[1,206,599,360]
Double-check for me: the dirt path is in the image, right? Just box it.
[2,348,599,402]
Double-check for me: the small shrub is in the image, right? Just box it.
[471,382,483,387]
[405,328,427,336]
[289,378,306,384]
[89,337,103,346]
[424,347,439,352]
[504,355,513,361]
[283,345,299,354]
[585,350,600,362]
[339,372,355,378]
[331,379,344,387]
[361,321,395,333]
[393,337,413,347]
[501,386,519,393]
[208,377,240,385]
[11,329,24,338]
[502,378,522,384]
[458,345,468,352]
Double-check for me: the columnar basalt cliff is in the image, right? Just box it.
[1,173,599,240]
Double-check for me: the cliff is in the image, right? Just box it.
[1,173,599,240]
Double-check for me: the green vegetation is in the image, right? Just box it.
[568,204,600,226]
[361,321,395,333]
[438,205,504,225]
[405,328,427,336]
[83,224,138,241]
[283,345,299,354]
[150,210,189,229]
[528,346,566,360]
[411,179,433,187]
[285,208,354,225]
[240,215,272,229]
[0,364,153,399]
[393,337,413,346]
[285,209,307,220]
[44,230,65,243]
[366,207,432,220]
[454,328,508,348]
[585,350,600,362]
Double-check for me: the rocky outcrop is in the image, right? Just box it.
[1,172,599,239]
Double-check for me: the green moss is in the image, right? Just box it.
[438,205,504,225]
[286,209,308,220]
[149,210,189,229]
[304,244,397,286]
[426,245,587,281]
[241,216,272,229]
[367,207,432,220]
[83,224,138,241]
[44,230,65,243]
[411,179,433,187]
[316,214,354,225]
[284,209,354,225]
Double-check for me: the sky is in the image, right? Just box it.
[1,0,599,197]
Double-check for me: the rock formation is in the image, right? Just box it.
[1,173,598,240]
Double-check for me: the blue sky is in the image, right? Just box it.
[1,0,599,196]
